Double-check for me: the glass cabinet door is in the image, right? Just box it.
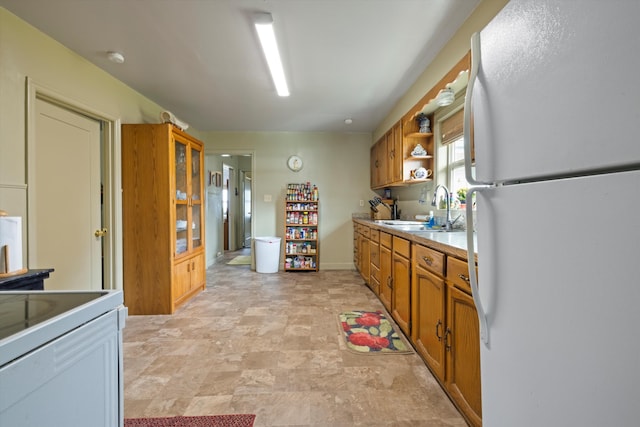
[190,145,202,250]
[174,140,188,255]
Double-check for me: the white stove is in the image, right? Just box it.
[0,290,127,427]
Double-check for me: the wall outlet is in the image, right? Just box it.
[264,194,272,202]
[359,200,364,206]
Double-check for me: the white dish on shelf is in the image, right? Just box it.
[411,143,427,157]
[413,167,432,180]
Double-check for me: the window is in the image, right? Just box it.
[435,97,472,207]
[448,137,468,196]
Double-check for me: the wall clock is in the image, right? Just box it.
[287,155,303,172]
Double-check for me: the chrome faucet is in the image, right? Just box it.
[431,184,453,231]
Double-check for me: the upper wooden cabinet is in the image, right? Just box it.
[389,122,404,184]
[370,121,403,188]
[122,123,206,315]
[371,52,471,190]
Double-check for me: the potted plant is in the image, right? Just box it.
[457,188,467,207]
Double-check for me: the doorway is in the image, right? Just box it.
[26,78,120,291]
[204,152,253,266]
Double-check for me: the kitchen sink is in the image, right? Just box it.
[374,220,425,225]
[374,220,461,232]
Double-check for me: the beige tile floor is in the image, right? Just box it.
[123,249,466,426]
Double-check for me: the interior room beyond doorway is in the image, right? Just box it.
[204,153,253,268]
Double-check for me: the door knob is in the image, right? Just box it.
[94,228,108,237]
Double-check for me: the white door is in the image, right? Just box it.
[33,98,103,290]
[242,172,252,248]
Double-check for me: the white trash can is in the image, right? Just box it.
[254,237,281,273]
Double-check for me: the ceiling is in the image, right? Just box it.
[0,0,480,133]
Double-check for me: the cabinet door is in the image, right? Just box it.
[391,247,411,336]
[190,253,205,291]
[446,284,482,427]
[190,143,203,251]
[174,138,189,256]
[370,143,380,188]
[370,135,383,187]
[379,243,392,311]
[384,130,395,184]
[360,236,370,284]
[413,265,446,382]
[369,239,380,295]
[173,258,191,304]
[390,121,403,183]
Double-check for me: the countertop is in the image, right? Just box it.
[353,217,477,262]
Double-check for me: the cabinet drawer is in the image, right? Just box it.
[392,236,410,258]
[361,226,370,239]
[370,229,380,243]
[413,244,445,277]
[380,232,392,249]
[446,256,476,294]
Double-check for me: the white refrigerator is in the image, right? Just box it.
[463,1,640,426]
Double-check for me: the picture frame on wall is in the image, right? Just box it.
[209,171,222,187]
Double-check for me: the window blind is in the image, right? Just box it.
[440,108,464,146]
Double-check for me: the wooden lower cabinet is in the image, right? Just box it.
[173,252,205,307]
[351,222,481,426]
[379,232,393,312]
[391,236,411,336]
[360,233,370,284]
[369,229,380,295]
[412,242,482,427]
[412,258,446,382]
[446,283,482,427]
[354,224,371,285]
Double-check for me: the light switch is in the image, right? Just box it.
[264,194,272,202]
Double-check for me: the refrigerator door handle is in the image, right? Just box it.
[465,187,489,345]
[464,32,491,187]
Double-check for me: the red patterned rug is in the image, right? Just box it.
[338,310,413,354]
[124,414,256,427]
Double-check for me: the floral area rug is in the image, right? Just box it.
[338,310,413,354]
[124,414,256,427]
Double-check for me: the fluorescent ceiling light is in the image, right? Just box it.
[254,12,289,97]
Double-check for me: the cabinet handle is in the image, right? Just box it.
[421,256,433,266]
[375,160,379,168]
[444,327,452,352]
[435,319,442,341]
[390,149,395,159]
[458,273,470,283]
[94,228,108,237]
[387,276,393,289]
[187,263,191,272]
